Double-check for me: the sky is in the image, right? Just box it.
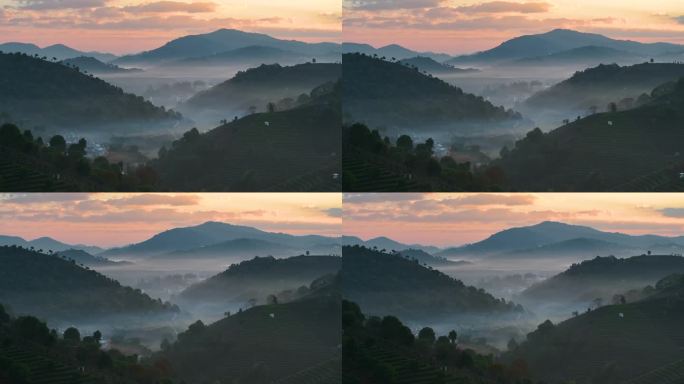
[343,0,684,53]
[0,193,342,247]
[344,193,684,247]
[0,0,341,54]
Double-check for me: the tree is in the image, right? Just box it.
[396,135,413,151]
[266,294,278,305]
[64,327,81,342]
[448,330,457,344]
[49,135,67,153]
[418,327,436,344]
[607,102,618,113]
[267,102,276,113]
[0,303,10,324]
[93,330,102,342]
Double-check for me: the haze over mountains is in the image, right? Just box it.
[113,29,341,67]
[437,221,684,260]
[447,29,684,67]
[0,42,117,62]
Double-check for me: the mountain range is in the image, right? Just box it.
[0,42,116,62]
[113,29,340,67]
[99,221,341,259]
[447,29,683,67]
[437,221,684,259]
[60,56,140,74]
[0,234,102,254]
[342,42,452,61]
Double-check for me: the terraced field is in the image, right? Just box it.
[276,357,341,384]
[343,152,425,192]
[611,165,684,192]
[0,150,74,191]
[0,344,97,384]
[626,359,684,384]
[265,165,341,192]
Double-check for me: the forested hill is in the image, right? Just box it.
[178,255,341,304]
[342,53,521,129]
[521,254,684,303]
[525,62,684,111]
[0,52,180,129]
[506,274,684,384]
[0,245,177,322]
[496,78,684,191]
[154,81,341,191]
[160,291,340,383]
[183,62,340,113]
[341,246,522,321]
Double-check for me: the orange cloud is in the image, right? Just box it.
[122,1,217,13]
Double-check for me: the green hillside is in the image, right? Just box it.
[177,255,341,305]
[341,246,521,322]
[183,62,340,113]
[0,124,162,192]
[342,53,521,131]
[343,123,505,192]
[0,52,179,130]
[522,255,684,303]
[342,300,537,384]
[154,82,341,191]
[505,274,684,384]
[496,78,684,191]
[0,246,177,323]
[0,304,174,384]
[525,62,684,112]
[160,293,340,384]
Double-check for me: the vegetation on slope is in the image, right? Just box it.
[0,124,161,191]
[0,52,179,129]
[343,123,506,191]
[343,300,537,384]
[342,53,521,130]
[0,246,177,323]
[525,62,684,112]
[495,78,684,191]
[505,274,684,384]
[341,246,522,322]
[154,82,341,191]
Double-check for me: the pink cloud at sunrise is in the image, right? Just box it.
[0,193,341,247]
[343,0,684,54]
[0,0,341,54]
[343,193,684,247]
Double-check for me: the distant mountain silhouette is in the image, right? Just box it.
[0,234,102,254]
[437,221,684,258]
[114,29,340,66]
[100,221,340,259]
[342,42,452,61]
[341,235,440,254]
[399,56,479,75]
[509,45,644,67]
[0,42,116,62]
[0,52,180,130]
[55,248,127,267]
[497,78,684,191]
[343,53,521,132]
[164,45,335,68]
[448,29,682,66]
[398,248,471,267]
[60,56,141,74]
